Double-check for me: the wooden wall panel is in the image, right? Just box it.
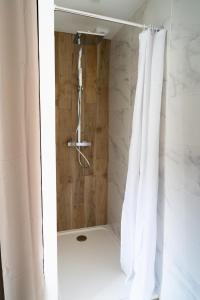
[55,32,110,231]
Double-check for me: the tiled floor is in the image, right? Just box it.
[57,226,129,300]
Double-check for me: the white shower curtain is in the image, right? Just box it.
[121,28,166,300]
[0,1,44,299]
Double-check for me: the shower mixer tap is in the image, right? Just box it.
[67,141,91,147]
[67,31,104,168]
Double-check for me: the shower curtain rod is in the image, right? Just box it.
[54,5,162,31]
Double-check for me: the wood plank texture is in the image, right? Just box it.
[55,32,110,231]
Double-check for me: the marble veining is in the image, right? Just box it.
[108,26,139,238]
[108,0,200,299]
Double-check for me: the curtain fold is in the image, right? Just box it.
[121,29,166,300]
[0,1,44,299]
[0,248,4,300]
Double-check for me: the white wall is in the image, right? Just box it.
[38,1,58,299]
[108,0,200,298]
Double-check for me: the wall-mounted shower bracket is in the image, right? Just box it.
[67,141,91,147]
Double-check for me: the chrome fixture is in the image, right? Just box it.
[74,31,105,45]
[54,5,163,31]
[67,31,105,168]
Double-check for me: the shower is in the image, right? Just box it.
[67,31,105,167]
[54,4,165,300]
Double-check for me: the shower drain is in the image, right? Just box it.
[76,235,87,242]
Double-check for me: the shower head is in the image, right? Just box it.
[73,31,105,45]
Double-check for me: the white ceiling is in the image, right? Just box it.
[54,0,144,39]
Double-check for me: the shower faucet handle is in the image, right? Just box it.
[67,141,91,147]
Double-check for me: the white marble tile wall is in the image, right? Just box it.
[108,0,200,299]
[159,0,200,299]
[108,5,144,237]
